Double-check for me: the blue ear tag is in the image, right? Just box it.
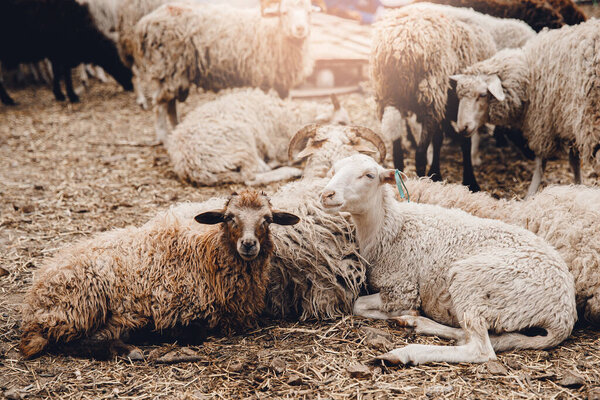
[395,169,410,202]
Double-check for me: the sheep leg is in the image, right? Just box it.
[526,156,546,198]
[0,69,16,105]
[353,293,414,320]
[569,147,581,184]
[79,65,89,89]
[392,315,466,344]
[167,99,178,127]
[415,120,436,177]
[94,66,109,83]
[392,139,405,171]
[51,62,66,101]
[460,135,480,192]
[247,167,303,186]
[471,131,481,167]
[64,67,80,103]
[155,102,170,144]
[427,129,443,182]
[133,67,148,110]
[378,317,496,365]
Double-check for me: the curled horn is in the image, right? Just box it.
[288,123,321,161]
[350,125,387,163]
[330,94,341,111]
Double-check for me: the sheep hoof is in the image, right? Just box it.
[126,348,145,361]
[390,315,417,330]
[472,157,482,167]
[68,94,80,103]
[377,348,412,365]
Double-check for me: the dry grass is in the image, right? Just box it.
[1,74,599,399]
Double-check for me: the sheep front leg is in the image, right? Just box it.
[526,156,546,198]
[155,102,170,144]
[392,315,466,344]
[0,72,15,105]
[353,293,417,320]
[569,148,581,184]
[471,131,481,167]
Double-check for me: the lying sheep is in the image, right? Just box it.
[0,0,133,105]
[452,19,600,197]
[266,124,387,319]
[166,89,350,184]
[372,7,497,191]
[321,154,576,365]
[402,178,600,325]
[19,190,300,359]
[133,0,314,142]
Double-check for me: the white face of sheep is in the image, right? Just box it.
[320,154,394,215]
[195,193,300,261]
[451,74,506,137]
[278,0,312,40]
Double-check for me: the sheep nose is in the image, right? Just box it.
[321,189,335,201]
[242,239,257,250]
[294,25,306,37]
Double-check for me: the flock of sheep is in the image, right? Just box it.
[4,0,600,368]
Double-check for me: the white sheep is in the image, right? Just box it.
[320,154,576,365]
[166,89,350,186]
[452,18,600,197]
[403,178,600,325]
[133,0,314,143]
[19,190,300,359]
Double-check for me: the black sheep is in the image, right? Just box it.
[0,0,133,105]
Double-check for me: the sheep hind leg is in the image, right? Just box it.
[489,329,565,352]
[526,156,546,198]
[0,80,15,105]
[167,98,178,127]
[427,128,443,182]
[51,62,66,101]
[378,317,496,365]
[569,147,581,184]
[64,67,80,103]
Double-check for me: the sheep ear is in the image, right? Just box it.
[194,211,226,225]
[271,211,300,226]
[379,169,395,185]
[486,75,505,101]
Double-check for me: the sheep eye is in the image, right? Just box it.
[479,92,487,98]
[365,173,375,179]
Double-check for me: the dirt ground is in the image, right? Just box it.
[2,12,600,396]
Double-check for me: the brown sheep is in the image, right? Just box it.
[19,190,300,360]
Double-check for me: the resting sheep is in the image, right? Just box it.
[166,89,350,185]
[19,190,300,359]
[452,19,600,197]
[320,154,576,365]
[402,178,600,325]
[0,0,133,104]
[266,124,387,319]
[372,7,497,191]
[133,0,314,142]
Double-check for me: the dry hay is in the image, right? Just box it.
[1,78,600,399]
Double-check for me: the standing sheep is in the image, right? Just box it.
[19,190,300,359]
[133,0,314,142]
[320,154,576,365]
[412,0,565,31]
[452,19,600,197]
[372,7,497,191]
[402,178,600,325]
[0,0,133,105]
[166,89,350,186]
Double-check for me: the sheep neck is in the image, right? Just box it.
[351,189,390,256]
